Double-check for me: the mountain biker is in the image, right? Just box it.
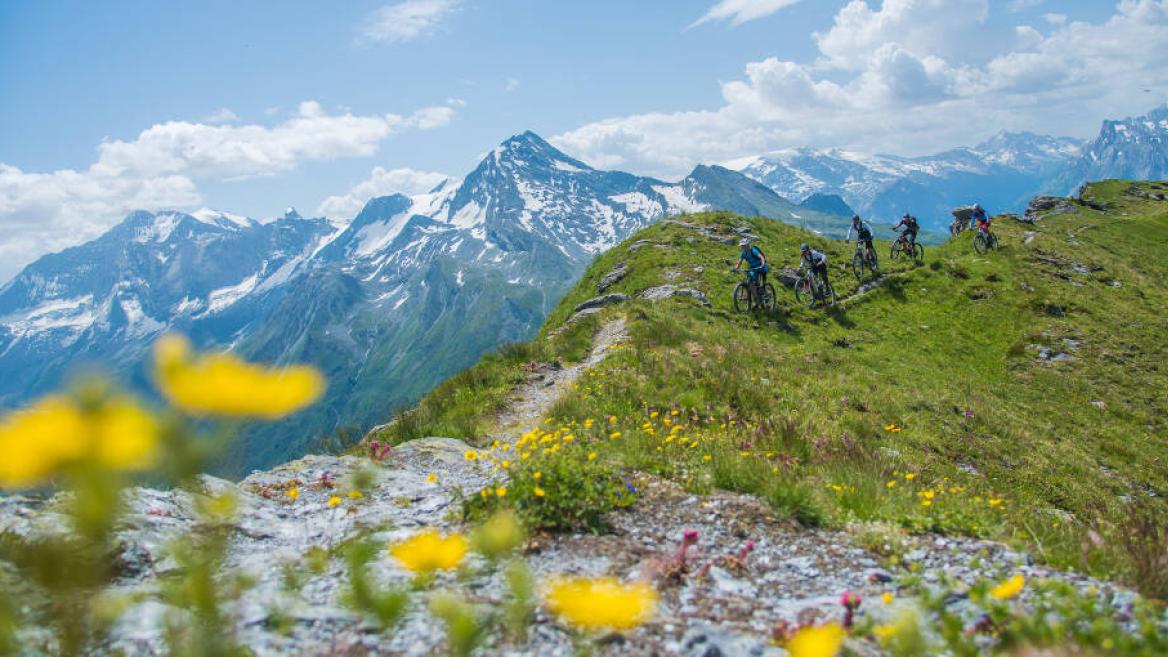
[733,238,768,286]
[845,215,875,259]
[892,213,919,248]
[970,203,989,232]
[799,243,828,290]
[967,203,985,231]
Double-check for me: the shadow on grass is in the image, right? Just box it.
[826,306,855,329]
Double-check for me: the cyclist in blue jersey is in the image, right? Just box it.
[733,238,769,285]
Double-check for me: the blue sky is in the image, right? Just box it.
[1,0,1164,281]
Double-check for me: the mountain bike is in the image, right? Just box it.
[973,227,999,254]
[890,234,924,263]
[732,267,776,313]
[851,240,879,280]
[793,267,835,308]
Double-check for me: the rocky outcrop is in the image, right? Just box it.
[1023,196,1079,223]
[597,263,628,293]
[573,293,630,314]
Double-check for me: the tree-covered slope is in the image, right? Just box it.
[376,180,1168,588]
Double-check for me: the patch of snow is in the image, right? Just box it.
[118,296,165,338]
[354,210,413,257]
[609,192,663,217]
[172,296,204,315]
[552,160,584,173]
[1,295,96,337]
[393,294,409,310]
[455,270,464,286]
[206,273,259,314]
[191,208,252,228]
[133,213,183,244]
[653,185,708,214]
[450,201,486,230]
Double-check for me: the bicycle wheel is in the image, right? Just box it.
[733,283,752,313]
[761,283,777,312]
[852,252,864,280]
[989,232,999,250]
[825,280,837,306]
[868,249,879,273]
[795,279,815,307]
[890,242,901,260]
[973,233,988,254]
[912,243,924,263]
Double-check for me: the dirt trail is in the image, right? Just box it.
[488,316,628,439]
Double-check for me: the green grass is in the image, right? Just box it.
[370,182,1168,594]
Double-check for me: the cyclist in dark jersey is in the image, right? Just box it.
[892,213,920,247]
[799,243,828,287]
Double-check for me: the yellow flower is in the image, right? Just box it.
[703,454,712,462]
[786,623,845,657]
[390,528,468,575]
[426,473,439,484]
[534,487,546,497]
[533,471,542,480]
[328,495,342,508]
[545,577,657,631]
[886,480,897,488]
[609,431,622,440]
[587,452,597,461]
[649,411,659,419]
[464,450,479,461]
[990,573,1025,600]
[884,423,902,433]
[920,499,932,507]
[988,498,1004,507]
[285,487,300,501]
[904,473,916,481]
[347,490,364,499]
[919,490,935,500]
[671,409,680,416]
[153,334,323,419]
[496,486,507,497]
[882,592,894,605]
[0,394,160,488]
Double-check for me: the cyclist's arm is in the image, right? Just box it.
[845,225,854,242]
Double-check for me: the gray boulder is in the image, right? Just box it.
[573,293,630,314]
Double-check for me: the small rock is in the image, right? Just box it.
[639,285,711,306]
[1090,400,1106,410]
[596,262,628,293]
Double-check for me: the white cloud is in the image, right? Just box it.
[554,0,1168,179]
[1009,0,1045,11]
[204,108,239,124]
[316,167,449,220]
[0,101,458,281]
[359,0,459,44]
[505,78,520,92]
[690,0,804,28]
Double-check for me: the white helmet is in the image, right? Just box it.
[739,238,750,247]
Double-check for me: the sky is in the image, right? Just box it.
[1,0,1166,282]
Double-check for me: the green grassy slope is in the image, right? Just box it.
[373,180,1168,587]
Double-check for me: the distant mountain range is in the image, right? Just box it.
[0,132,847,475]
[733,105,1168,231]
[3,107,1165,474]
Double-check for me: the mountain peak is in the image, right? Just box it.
[487,130,592,174]
[284,207,302,220]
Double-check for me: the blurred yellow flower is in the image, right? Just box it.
[786,623,845,657]
[390,528,468,575]
[153,334,324,419]
[328,495,342,508]
[904,473,916,481]
[285,487,300,501]
[496,486,508,497]
[534,487,546,497]
[0,394,159,489]
[609,431,622,440]
[464,450,479,461]
[426,473,439,484]
[545,577,657,631]
[347,490,364,499]
[587,452,597,461]
[886,480,897,488]
[990,573,1025,600]
[533,471,542,480]
[882,592,894,604]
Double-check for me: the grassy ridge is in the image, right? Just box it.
[373,181,1168,591]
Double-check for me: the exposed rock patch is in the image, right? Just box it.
[1023,196,1079,223]
[597,263,628,293]
[573,293,630,314]
[639,285,711,306]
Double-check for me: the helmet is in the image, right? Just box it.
[800,243,810,252]
[852,214,861,222]
[903,213,912,219]
[739,238,750,247]
[973,203,981,210]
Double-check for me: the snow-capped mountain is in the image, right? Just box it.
[735,132,1085,229]
[1050,105,1168,194]
[0,131,844,474]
